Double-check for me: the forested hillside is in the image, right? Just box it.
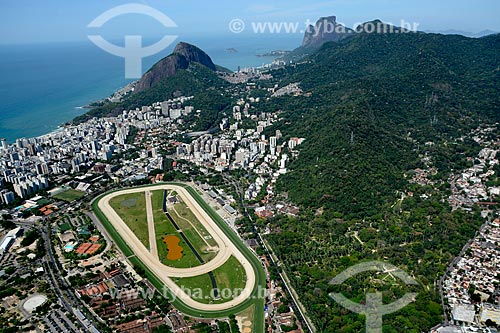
[266,31,500,216]
[258,30,500,332]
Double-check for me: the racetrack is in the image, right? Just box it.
[145,190,158,257]
[98,184,256,311]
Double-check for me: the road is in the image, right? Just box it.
[41,224,94,332]
[97,184,256,312]
[145,190,158,257]
[437,218,490,324]
[223,174,317,333]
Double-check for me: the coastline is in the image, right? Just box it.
[3,108,83,144]
[1,39,297,144]
[2,79,137,144]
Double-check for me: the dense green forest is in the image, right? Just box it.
[257,31,500,332]
[270,32,500,216]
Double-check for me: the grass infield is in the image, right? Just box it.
[151,190,202,268]
[108,192,149,250]
[174,255,248,304]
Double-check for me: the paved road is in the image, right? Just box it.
[97,184,256,312]
[41,225,91,332]
[257,230,317,333]
[145,190,158,258]
[221,174,317,333]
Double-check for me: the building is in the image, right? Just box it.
[0,227,23,254]
[452,304,476,324]
[480,304,500,325]
[0,237,15,254]
[245,239,259,250]
[224,205,237,215]
[13,176,49,199]
[0,190,15,205]
[270,137,277,156]
[160,101,170,117]
[170,108,182,120]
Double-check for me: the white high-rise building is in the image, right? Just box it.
[258,141,266,154]
[0,190,15,205]
[15,138,23,149]
[270,136,277,148]
[170,109,182,120]
[161,101,170,117]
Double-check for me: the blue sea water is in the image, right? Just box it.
[0,35,300,143]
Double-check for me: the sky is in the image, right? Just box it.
[0,0,499,45]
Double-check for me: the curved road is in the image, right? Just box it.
[97,184,256,312]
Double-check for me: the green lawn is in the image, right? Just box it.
[174,255,247,304]
[109,192,149,249]
[53,189,86,202]
[170,202,217,247]
[59,223,71,232]
[151,190,202,268]
[168,201,219,265]
[213,256,247,292]
[173,274,214,303]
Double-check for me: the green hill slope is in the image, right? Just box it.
[259,31,500,332]
[271,32,500,217]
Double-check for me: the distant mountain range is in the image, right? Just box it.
[426,29,498,38]
[301,16,498,49]
[77,15,500,127]
[302,16,354,48]
[287,17,411,60]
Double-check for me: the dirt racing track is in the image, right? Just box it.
[97,184,256,311]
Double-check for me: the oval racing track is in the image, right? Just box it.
[97,184,256,311]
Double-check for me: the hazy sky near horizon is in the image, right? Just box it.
[1,0,499,44]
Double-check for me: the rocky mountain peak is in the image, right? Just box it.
[302,15,354,48]
[135,42,216,93]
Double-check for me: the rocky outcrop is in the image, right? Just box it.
[172,42,216,71]
[135,42,216,93]
[302,16,354,49]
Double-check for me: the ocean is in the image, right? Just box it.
[0,34,300,143]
